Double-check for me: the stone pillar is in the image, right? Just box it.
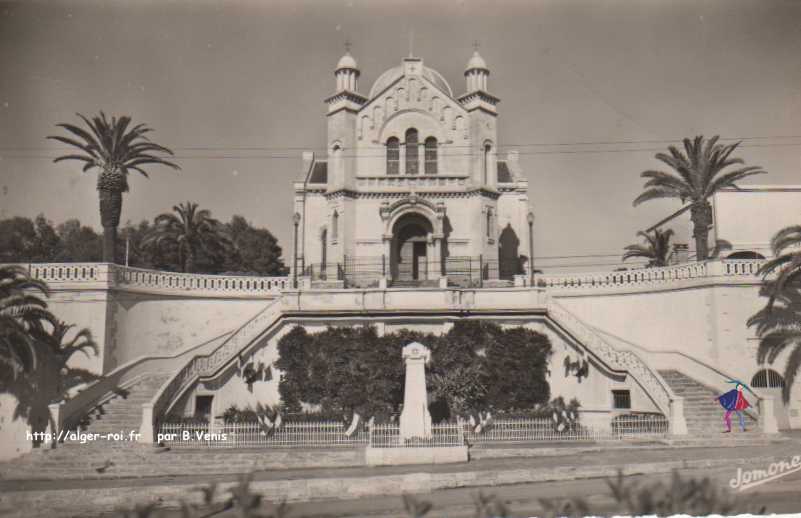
[759,396,779,434]
[139,403,154,443]
[669,397,688,435]
[400,342,432,440]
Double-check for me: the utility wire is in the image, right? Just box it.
[3,141,801,160]
[2,134,801,152]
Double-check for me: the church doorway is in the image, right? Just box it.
[392,213,433,283]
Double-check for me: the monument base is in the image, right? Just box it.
[365,446,468,466]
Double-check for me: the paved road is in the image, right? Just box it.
[267,469,801,517]
[165,465,801,518]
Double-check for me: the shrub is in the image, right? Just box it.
[275,321,553,424]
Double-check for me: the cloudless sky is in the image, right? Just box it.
[1,0,800,270]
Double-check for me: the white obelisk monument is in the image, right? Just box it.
[399,342,433,440]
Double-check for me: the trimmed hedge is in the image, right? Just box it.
[275,321,553,422]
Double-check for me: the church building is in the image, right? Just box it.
[293,48,533,287]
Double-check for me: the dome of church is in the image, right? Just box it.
[336,52,358,70]
[465,50,488,72]
[368,63,453,99]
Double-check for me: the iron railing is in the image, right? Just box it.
[156,414,668,449]
[303,255,525,288]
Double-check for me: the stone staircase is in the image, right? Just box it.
[81,373,172,435]
[658,369,761,437]
[0,371,363,481]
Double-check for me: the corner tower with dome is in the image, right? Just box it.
[293,48,532,287]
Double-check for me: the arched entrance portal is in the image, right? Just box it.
[392,213,433,283]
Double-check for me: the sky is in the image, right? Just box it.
[1,0,800,271]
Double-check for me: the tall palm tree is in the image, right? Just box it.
[622,228,675,268]
[747,283,801,403]
[0,265,52,378]
[143,202,232,273]
[633,136,766,261]
[48,112,180,263]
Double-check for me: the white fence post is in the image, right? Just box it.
[139,403,154,443]
[759,396,779,434]
[669,397,688,435]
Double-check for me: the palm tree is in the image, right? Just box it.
[48,112,180,263]
[633,136,766,261]
[0,265,52,378]
[622,228,675,267]
[7,319,98,446]
[143,202,232,273]
[756,224,801,309]
[747,282,801,403]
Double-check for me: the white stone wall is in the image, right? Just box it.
[711,186,801,257]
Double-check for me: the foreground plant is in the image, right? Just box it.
[0,265,51,378]
[748,282,801,403]
[48,112,180,263]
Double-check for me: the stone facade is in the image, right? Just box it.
[292,50,531,285]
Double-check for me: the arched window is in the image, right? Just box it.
[405,128,419,175]
[424,137,437,175]
[386,137,399,175]
[483,143,492,184]
[751,369,785,388]
[331,211,339,241]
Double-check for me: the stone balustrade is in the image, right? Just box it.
[538,259,765,292]
[355,175,469,190]
[113,265,290,297]
[7,263,290,298]
[10,259,766,298]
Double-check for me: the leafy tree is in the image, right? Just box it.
[54,219,102,262]
[622,228,674,267]
[0,265,52,378]
[142,202,232,273]
[0,215,60,262]
[633,136,766,261]
[48,112,180,263]
[0,217,40,262]
[223,215,286,275]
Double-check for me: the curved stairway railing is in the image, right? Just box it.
[49,331,232,432]
[145,299,285,440]
[546,298,677,417]
[589,326,775,429]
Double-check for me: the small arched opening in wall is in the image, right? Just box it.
[751,368,785,389]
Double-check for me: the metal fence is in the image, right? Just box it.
[463,414,669,444]
[156,414,668,449]
[303,255,524,288]
[157,421,367,449]
[368,423,465,448]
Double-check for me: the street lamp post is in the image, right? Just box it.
[527,211,535,286]
[292,212,301,289]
